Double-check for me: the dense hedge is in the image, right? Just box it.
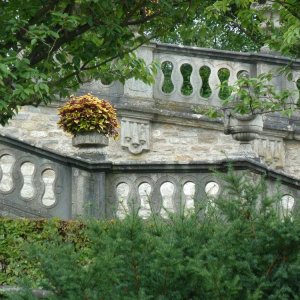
[0,218,87,287]
[1,171,300,299]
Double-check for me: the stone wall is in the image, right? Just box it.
[2,102,300,179]
[0,103,238,161]
[2,43,300,219]
[2,42,300,177]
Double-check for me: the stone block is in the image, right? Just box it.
[30,131,48,138]
[14,113,30,120]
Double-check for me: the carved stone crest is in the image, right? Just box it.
[121,117,150,154]
[252,137,285,168]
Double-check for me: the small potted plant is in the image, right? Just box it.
[223,71,264,142]
[223,71,264,158]
[58,94,119,148]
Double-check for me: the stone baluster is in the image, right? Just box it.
[208,65,221,105]
[0,154,15,193]
[189,61,201,98]
[172,60,184,99]
[251,1,280,54]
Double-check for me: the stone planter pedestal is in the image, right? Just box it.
[72,132,109,160]
[224,113,263,159]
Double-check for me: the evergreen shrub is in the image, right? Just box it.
[2,170,300,299]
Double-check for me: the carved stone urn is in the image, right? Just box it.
[72,131,109,148]
[58,94,119,160]
[224,111,264,159]
[72,132,109,160]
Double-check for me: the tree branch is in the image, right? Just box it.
[50,35,154,88]
[29,23,91,66]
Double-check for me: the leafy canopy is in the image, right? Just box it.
[1,0,300,124]
[160,0,263,52]
[195,0,300,117]
[0,0,196,125]
[211,0,300,58]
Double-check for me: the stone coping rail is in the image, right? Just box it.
[153,42,300,67]
[82,42,300,110]
[1,133,300,188]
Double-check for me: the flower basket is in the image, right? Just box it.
[58,94,119,148]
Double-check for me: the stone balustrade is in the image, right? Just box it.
[1,135,299,220]
[154,45,251,106]
[153,44,300,108]
[2,43,300,219]
[81,43,300,109]
[106,162,300,220]
[0,138,71,219]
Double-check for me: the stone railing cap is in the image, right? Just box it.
[151,42,300,68]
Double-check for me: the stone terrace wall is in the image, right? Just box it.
[2,102,300,179]
[1,104,239,162]
[1,43,300,178]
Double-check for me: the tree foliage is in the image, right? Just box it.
[205,0,300,58]
[160,0,263,52]
[208,71,299,118]
[0,0,195,125]
[1,0,300,124]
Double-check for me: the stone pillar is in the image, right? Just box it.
[251,1,280,54]
[71,168,107,219]
[123,45,154,99]
[89,171,107,219]
[251,1,288,90]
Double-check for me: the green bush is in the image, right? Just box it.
[2,170,300,299]
[0,219,87,287]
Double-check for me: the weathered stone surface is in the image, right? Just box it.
[30,131,48,138]
[1,42,300,179]
[252,137,285,168]
[285,141,300,176]
[2,101,300,178]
